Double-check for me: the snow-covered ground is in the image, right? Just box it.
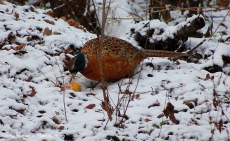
[0,1,230,141]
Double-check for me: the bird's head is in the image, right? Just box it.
[68,53,87,78]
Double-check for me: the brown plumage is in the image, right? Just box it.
[68,36,190,81]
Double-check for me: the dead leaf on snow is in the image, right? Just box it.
[52,117,60,125]
[44,19,55,25]
[163,102,180,124]
[58,126,64,131]
[11,44,25,50]
[86,104,96,109]
[14,12,19,19]
[43,27,52,36]
[124,89,132,95]
[29,86,37,97]
[144,118,152,122]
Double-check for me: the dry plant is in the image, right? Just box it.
[97,0,113,123]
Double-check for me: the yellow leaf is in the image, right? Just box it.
[71,81,81,92]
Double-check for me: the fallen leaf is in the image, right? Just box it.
[43,27,52,36]
[11,44,25,50]
[163,102,179,124]
[217,119,223,133]
[135,94,140,99]
[29,86,37,97]
[124,89,132,94]
[44,19,55,25]
[69,92,76,97]
[9,107,26,114]
[16,109,26,114]
[68,18,79,28]
[183,98,198,109]
[52,117,60,124]
[46,10,53,17]
[175,61,180,65]
[58,126,64,130]
[213,98,218,108]
[144,118,152,122]
[204,73,211,80]
[86,104,96,109]
[14,12,19,19]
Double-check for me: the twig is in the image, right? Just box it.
[37,68,56,85]
[98,0,113,124]
[186,39,206,54]
[209,9,230,41]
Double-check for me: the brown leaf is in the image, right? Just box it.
[94,126,101,129]
[29,86,37,97]
[135,94,140,99]
[217,119,223,133]
[46,10,53,17]
[58,126,64,130]
[68,18,79,28]
[213,98,218,108]
[14,12,19,19]
[69,92,75,97]
[44,19,55,25]
[206,74,210,79]
[9,107,26,114]
[183,98,198,109]
[163,102,179,124]
[204,74,211,81]
[86,104,95,109]
[175,61,180,65]
[124,89,132,95]
[27,76,33,82]
[16,109,26,114]
[0,1,4,4]
[52,117,60,124]
[144,118,152,122]
[11,44,25,50]
[43,27,52,36]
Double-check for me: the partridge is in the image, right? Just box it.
[68,36,190,81]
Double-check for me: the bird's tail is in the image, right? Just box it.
[142,49,191,58]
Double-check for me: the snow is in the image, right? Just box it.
[0,1,230,141]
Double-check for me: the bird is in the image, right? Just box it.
[68,36,191,81]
